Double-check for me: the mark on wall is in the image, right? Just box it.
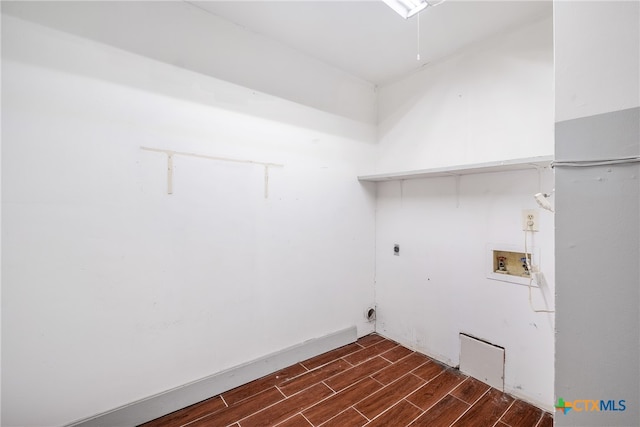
[141,147,284,198]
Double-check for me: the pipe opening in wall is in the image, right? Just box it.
[366,308,376,322]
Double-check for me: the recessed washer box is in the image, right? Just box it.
[486,243,539,287]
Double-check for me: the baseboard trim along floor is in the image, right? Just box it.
[67,326,357,427]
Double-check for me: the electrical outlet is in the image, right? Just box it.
[522,209,539,231]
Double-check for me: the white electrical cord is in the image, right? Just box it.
[552,155,640,168]
[524,228,554,313]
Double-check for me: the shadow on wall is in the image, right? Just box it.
[2,10,377,141]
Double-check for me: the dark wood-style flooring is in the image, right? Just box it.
[142,334,553,427]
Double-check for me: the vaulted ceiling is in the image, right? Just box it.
[190,0,552,85]
[2,0,552,123]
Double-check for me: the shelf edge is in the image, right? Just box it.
[357,156,554,182]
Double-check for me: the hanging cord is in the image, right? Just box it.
[415,0,449,60]
[524,229,555,313]
[416,13,420,61]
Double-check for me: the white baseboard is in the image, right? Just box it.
[67,326,357,427]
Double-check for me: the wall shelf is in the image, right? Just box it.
[357,156,554,182]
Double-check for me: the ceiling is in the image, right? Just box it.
[3,0,552,122]
[189,0,552,85]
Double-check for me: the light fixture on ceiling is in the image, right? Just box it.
[382,0,444,19]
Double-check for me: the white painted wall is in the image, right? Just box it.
[375,169,555,410]
[2,6,559,425]
[1,1,377,125]
[1,16,376,426]
[555,1,640,122]
[377,17,554,173]
[374,17,555,410]
[554,1,640,426]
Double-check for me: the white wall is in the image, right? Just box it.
[375,169,555,410]
[555,1,640,122]
[2,1,377,125]
[377,17,554,173]
[554,1,640,426]
[2,6,560,425]
[374,17,555,410]
[1,16,376,426]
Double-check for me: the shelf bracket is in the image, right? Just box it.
[141,147,284,199]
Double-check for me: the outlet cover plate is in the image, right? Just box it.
[522,209,539,231]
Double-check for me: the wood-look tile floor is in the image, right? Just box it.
[142,334,553,427]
